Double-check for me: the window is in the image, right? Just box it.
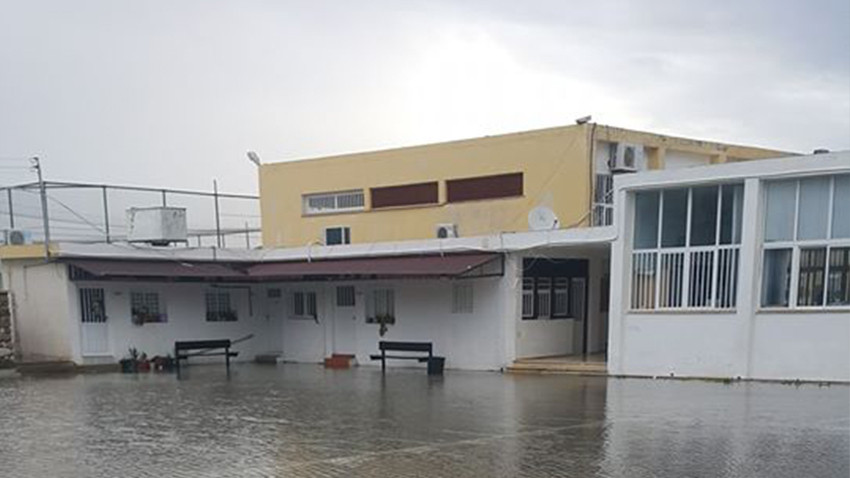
[130,291,166,325]
[302,190,364,215]
[521,278,535,318]
[336,286,355,307]
[451,283,473,314]
[371,182,438,209]
[553,278,569,317]
[205,291,237,322]
[630,183,743,310]
[292,291,317,319]
[593,174,614,226]
[366,289,395,324]
[80,288,106,323]
[325,226,351,245]
[536,278,552,318]
[761,175,850,308]
[446,172,523,203]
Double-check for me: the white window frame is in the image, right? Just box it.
[324,226,351,246]
[291,290,318,320]
[629,184,742,311]
[760,175,850,310]
[521,278,535,318]
[303,190,365,215]
[366,288,395,324]
[593,173,614,226]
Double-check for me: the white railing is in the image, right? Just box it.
[631,245,739,310]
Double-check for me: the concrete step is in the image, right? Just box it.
[324,354,356,369]
[507,360,608,376]
[255,353,284,364]
[16,360,78,375]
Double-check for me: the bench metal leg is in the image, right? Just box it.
[381,350,386,373]
[225,346,231,371]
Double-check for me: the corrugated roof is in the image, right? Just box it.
[67,260,245,279]
[246,253,500,279]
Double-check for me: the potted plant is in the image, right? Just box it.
[119,347,139,373]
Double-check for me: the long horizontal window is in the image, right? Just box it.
[761,175,850,308]
[370,182,438,209]
[630,183,743,310]
[303,190,365,215]
[447,172,523,203]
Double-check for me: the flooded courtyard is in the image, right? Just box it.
[0,364,847,478]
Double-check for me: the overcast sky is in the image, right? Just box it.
[1,0,848,194]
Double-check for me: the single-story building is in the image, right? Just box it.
[0,227,612,371]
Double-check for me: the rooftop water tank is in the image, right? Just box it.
[126,207,188,246]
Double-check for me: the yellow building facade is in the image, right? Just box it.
[259,124,789,247]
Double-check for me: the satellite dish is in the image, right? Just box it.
[528,207,559,231]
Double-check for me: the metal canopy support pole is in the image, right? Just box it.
[244,222,250,249]
[6,188,13,229]
[102,186,110,243]
[161,190,167,207]
[32,157,50,259]
[213,180,222,248]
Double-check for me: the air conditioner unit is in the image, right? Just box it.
[436,224,458,239]
[609,143,643,173]
[1,229,32,246]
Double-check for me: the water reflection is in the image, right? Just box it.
[0,365,846,477]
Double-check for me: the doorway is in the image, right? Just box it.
[332,285,358,355]
[79,288,110,356]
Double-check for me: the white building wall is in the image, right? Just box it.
[73,280,277,364]
[609,153,850,382]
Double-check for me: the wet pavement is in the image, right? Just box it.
[0,365,847,478]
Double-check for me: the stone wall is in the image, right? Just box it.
[0,291,14,365]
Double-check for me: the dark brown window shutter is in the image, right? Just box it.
[447,172,523,203]
[371,182,439,209]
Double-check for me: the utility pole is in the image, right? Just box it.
[31,157,50,259]
[213,179,222,248]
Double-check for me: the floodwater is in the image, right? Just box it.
[0,365,847,478]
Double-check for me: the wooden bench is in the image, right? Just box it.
[370,341,442,374]
[174,339,238,372]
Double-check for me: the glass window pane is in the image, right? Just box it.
[719,184,744,245]
[764,180,796,242]
[690,186,719,246]
[661,189,688,248]
[832,175,850,239]
[633,191,659,249]
[827,247,850,306]
[761,248,792,307]
[797,177,831,240]
[797,248,827,306]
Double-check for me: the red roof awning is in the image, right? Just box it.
[247,253,501,279]
[67,260,245,279]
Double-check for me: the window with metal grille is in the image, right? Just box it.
[630,183,743,310]
[451,283,473,314]
[366,289,395,323]
[302,190,364,215]
[593,174,614,226]
[292,291,317,319]
[761,174,850,308]
[205,291,237,322]
[336,286,355,307]
[521,278,535,318]
[536,278,552,318]
[130,291,166,324]
[80,288,106,323]
[552,278,569,317]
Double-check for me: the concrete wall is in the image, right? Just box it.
[5,262,76,362]
[609,153,850,382]
[259,124,787,247]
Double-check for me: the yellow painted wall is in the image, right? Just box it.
[259,124,790,247]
